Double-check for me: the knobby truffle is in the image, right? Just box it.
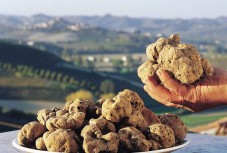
[138,34,214,84]
[17,89,188,152]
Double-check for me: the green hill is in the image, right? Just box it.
[0,41,63,68]
[0,42,175,112]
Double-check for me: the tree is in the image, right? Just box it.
[27,67,33,76]
[100,79,115,94]
[68,77,75,84]
[56,73,63,82]
[50,71,56,80]
[3,63,12,70]
[16,65,24,72]
[33,68,40,77]
[65,89,94,101]
[44,70,51,79]
[22,66,29,74]
[62,75,69,83]
[39,69,45,77]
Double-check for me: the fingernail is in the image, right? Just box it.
[144,85,147,91]
[156,69,161,76]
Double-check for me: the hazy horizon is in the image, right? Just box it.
[1,12,227,20]
[0,0,227,19]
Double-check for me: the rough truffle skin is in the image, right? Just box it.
[81,124,119,153]
[122,111,148,132]
[43,129,79,153]
[114,89,145,112]
[35,137,46,151]
[201,57,214,76]
[68,98,88,113]
[158,113,188,143]
[102,89,145,122]
[158,44,203,84]
[18,121,46,147]
[147,123,175,149]
[37,109,56,126]
[89,116,116,133]
[137,61,158,84]
[46,112,85,131]
[118,126,151,152]
[138,34,214,84]
[102,98,132,123]
[146,43,159,62]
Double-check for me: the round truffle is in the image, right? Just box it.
[159,113,188,143]
[147,123,175,148]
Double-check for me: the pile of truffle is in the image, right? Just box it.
[17,89,188,153]
[138,34,213,84]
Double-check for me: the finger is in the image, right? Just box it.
[144,84,190,110]
[157,69,186,95]
[170,100,196,112]
[144,78,183,107]
[144,84,178,106]
[144,78,194,111]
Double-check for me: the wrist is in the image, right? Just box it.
[220,75,227,104]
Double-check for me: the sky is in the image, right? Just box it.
[0,0,227,19]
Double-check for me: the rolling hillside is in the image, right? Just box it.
[0,42,172,112]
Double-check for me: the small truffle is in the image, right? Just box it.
[46,112,85,131]
[35,137,46,151]
[122,111,148,132]
[18,121,46,147]
[118,126,151,152]
[43,129,79,153]
[81,124,119,153]
[147,123,175,148]
[37,109,56,125]
[159,113,188,143]
[137,61,158,84]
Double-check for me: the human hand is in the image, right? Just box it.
[144,68,227,112]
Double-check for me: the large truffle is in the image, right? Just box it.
[138,34,214,84]
[158,44,203,84]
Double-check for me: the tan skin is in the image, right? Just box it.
[144,68,227,112]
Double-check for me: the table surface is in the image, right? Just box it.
[0,130,227,153]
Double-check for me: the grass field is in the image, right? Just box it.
[181,112,227,128]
